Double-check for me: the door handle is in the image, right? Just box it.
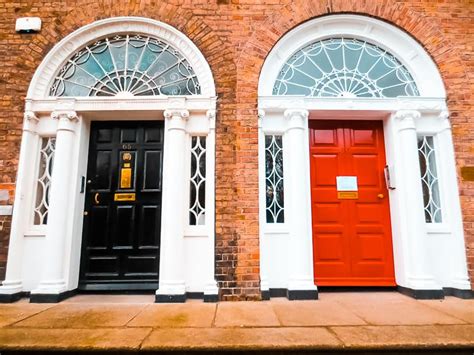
[377,194,384,199]
[94,193,100,204]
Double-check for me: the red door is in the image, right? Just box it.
[310,120,396,286]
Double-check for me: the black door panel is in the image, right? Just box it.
[80,121,164,290]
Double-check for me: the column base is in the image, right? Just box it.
[443,288,474,299]
[203,294,219,303]
[155,294,186,303]
[0,292,25,303]
[0,280,24,303]
[397,286,444,300]
[287,289,319,300]
[30,289,76,303]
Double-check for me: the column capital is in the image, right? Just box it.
[51,110,79,133]
[206,110,216,130]
[284,109,308,131]
[439,110,451,132]
[51,110,79,121]
[258,109,265,129]
[23,111,39,133]
[164,109,189,120]
[284,108,309,120]
[394,110,420,131]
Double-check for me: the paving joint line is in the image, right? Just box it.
[3,304,57,328]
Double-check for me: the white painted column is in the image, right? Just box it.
[0,112,40,298]
[156,109,189,301]
[437,111,471,290]
[31,111,78,296]
[284,109,317,297]
[394,110,441,291]
[203,109,219,300]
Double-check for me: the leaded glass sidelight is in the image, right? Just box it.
[418,136,442,223]
[273,38,419,98]
[50,34,201,97]
[34,137,56,225]
[189,136,206,225]
[265,135,284,223]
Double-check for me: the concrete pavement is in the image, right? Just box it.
[0,292,472,352]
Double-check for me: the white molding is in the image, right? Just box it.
[25,96,217,114]
[259,96,448,113]
[27,17,216,98]
[259,15,446,98]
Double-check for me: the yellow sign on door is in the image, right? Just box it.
[337,191,359,199]
[114,193,136,201]
[120,168,132,189]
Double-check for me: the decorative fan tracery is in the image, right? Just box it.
[50,34,201,97]
[273,38,419,98]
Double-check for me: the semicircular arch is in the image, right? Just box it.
[28,16,216,99]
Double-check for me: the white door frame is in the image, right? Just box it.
[0,17,218,303]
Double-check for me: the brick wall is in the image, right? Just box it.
[0,0,472,298]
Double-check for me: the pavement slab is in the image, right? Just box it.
[420,297,474,323]
[128,303,217,328]
[272,300,367,326]
[214,302,280,327]
[331,325,474,349]
[0,304,54,328]
[13,303,147,328]
[0,327,152,351]
[141,327,341,350]
[326,292,466,325]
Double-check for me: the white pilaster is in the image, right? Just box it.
[437,111,471,290]
[0,112,40,297]
[257,109,270,295]
[284,109,317,293]
[394,110,441,291]
[156,109,189,299]
[203,109,218,298]
[31,110,78,296]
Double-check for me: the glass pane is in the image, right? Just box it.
[34,137,56,225]
[273,38,419,98]
[50,34,201,97]
[265,135,284,223]
[189,136,206,225]
[417,136,442,223]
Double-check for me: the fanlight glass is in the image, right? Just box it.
[273,38,419,98]
[50,34,201,97]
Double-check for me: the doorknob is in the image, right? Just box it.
[94,193,100,204]
[377,194,384,199]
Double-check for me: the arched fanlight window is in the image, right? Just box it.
[49,34,201,97]
[273,38,419,98]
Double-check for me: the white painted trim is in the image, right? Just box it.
[259,15,446,98]
[27,17,216,98]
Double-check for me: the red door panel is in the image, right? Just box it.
[310,120,396,286]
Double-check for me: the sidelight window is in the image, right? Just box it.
[189,136,206,225]
[273,38,419,98]
[417,135,442,223]
[34,137,56,225]
[265,135,284,223]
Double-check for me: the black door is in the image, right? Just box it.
[79,121,164,290]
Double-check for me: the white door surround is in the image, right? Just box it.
[0,17,218,303]
[258,15,471,300]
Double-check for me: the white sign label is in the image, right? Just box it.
[336,176,358,191]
